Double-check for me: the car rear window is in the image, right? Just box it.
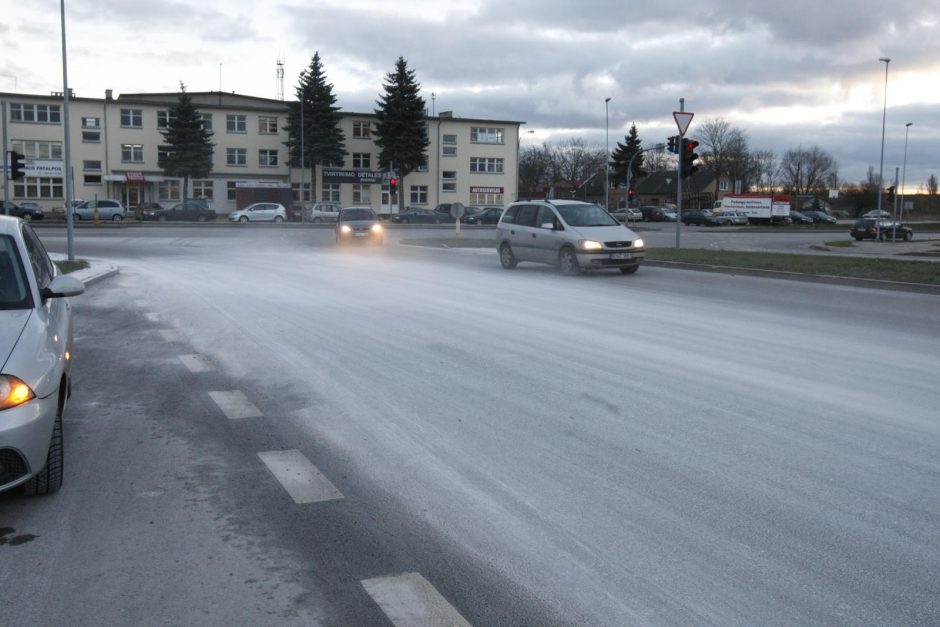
[0,235,31,310]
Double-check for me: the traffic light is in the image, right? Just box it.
[667,135,679,154]
[680,138,699,178]
[389,178,398,195]
[7,151,25,180]
[886,186,896,202]
[628,187,636,199]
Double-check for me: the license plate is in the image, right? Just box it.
[611,253,632,260]
[354,232,367,237]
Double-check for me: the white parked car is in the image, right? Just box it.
[306,202,343,223]
[72,199,127,221]
[228,203,288,223]
[1,215,84,495]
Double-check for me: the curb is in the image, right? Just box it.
[50,254,120,288]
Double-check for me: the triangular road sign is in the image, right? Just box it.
[673,112,694,136]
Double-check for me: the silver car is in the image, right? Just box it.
[496,200,645,275]
[228,202,288,223]
[72,199,127,221]
[1,215,84,495]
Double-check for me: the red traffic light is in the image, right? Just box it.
[390,178,397,185]
[628,188,636,197]
[684,139,699,153]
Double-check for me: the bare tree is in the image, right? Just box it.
[644,149,672,173]
[518,144,556,198]
[748,150,778,192]
[693,118,750,187]
[927,174,938,195]
[778,146,837,195]
[554,138,606,197]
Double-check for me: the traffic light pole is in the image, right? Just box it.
[2,100,9,215]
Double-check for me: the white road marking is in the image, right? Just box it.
[145,312,160,322]
[158,329,184,342]
[257,450,344,504]
[208,390,263,419]
[178,354,214,373]
[361,572,472,627]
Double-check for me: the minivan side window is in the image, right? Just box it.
[516,205,538,227]
[501,206,519,224]
[537,206,557,228]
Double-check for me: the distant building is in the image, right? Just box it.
[0,90,523,214]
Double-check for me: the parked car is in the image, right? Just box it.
[719,210,750,226]
[0,201,44,221]
[462,207,503,225]
[802,210,837,224]
[392,207,446,224]
[72,199,127,221]
[135,202,164,220]
[496,199,645,275]
[788,210,815,225]
[681,209,715,226]
[228,202,287,223]
[648,207,677,222]
[141,201,216,222]
[610,207,643,222]
[861,209,892,219]
[286,204,307,222]
[306,202,343,223]
[336,207,384,244]
[850,218,914,241]
[1,215,84,495]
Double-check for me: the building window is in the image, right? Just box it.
[718,180,729,192]
[259,116,278,134]
[82,131,100,143]
[10,103,61,124]
[259,149,278,167]
[13,177,63,199]
[201,113,213,131]
[158,180,181,202]
[442,134,457,145]
[83,160,102,171]
[442,170,456,193]
[410,185,428,205]
[11,140,62,159]
[81,117,100,129]
[121,108,143,128]
[192,180,214,200]
[442,146,457,157]
[352,184,371,204]
[157,146,171,165]
[226,148,247,166]
[322,184,340,202]
[471,127,504,144]
[227,181,238,201]
[352,121,371,138]
[470,190,504,206]
[157,110,174,128]
[470,157,504,174]
[292,182,311,202]
[84,175,102,186]
[121,144,144,162]
[352,152,371,169]
[226,114,247,133]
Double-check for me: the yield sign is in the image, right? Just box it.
[673,111,694,136]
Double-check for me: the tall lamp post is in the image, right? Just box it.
[900,122,912,222]
[876,57,890,215]
[604,97,611,211]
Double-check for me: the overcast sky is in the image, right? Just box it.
[2,0,938,191]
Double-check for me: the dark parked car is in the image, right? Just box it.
[462,207,503,225]
[141,201,216,222]
[0,201,44,221]
[850,219,913,241]
[789,210,814,225]
[392,208,446,224]
[681,209,723,226]
[336,207,384,244]
[802,210,837,224]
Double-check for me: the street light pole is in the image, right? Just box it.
[900,122,912,223]
[605,97,611,211]
[876,57,890,216]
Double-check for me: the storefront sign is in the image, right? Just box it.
[25,159,64,178]
[124,171,146,183]
[470,186,504,194]
[322,168,389,184]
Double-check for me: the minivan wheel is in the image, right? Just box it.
[559,247,581,275]
[22,411,64,496]
[499,243,518,269]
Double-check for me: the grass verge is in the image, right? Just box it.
[54,259,90,274]
[645,248,940,285]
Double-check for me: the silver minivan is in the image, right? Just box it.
[496,200,645,275]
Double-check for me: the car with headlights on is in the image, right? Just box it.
[336,207,384,244]
[1,215,84,495]
[496,199,645,275]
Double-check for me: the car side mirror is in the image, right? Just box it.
[40,274,85,301]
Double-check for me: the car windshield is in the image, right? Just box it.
[342,209,376,221]
[0,235,31,310]
[555,204,618,227]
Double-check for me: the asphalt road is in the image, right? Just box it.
[2,225,939,626]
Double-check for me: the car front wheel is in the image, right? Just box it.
[619,265,639,274]
[239,216,248,223]
[904,231,913,241]
[112,214,124,221]
[499,243,518,269]
[22,410,64,495]
[559,247,580,275]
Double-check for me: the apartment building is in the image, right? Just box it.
[0,89,523,215]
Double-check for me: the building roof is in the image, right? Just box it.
[635,168,717,194]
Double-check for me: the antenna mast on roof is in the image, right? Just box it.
[276,57,285,100]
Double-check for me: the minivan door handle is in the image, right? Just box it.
[531,233,537,238]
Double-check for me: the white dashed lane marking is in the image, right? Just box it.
[158,329,184,342]
[208,390,263,419]
[178,354,214,373]
[257,449,344,504]
[361,572,472,627]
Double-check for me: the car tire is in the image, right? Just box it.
[855,237,863,241]
[21,410,64,496]
[22,213,32,222]
[402,218,410,224]
[499,243,518,269]
[559,247,581,275]
[879,232,886,241]
[112,214,124,221]
[313,217,322,223]
[239,216,249,223]
[904,231,913,241]
[198,215,207,222]
[274,216,284,223]
[619,265,639,275]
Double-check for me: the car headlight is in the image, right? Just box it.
[371,224,383,233]
[0,375,35,411]
[579,240,603,250]
[633,238,644,248]
[340,225,352,233]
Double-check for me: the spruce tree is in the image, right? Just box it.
[284,52,347,201]
[159,83,214,199]
[609,123,645,188]
[373,57,429,209]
